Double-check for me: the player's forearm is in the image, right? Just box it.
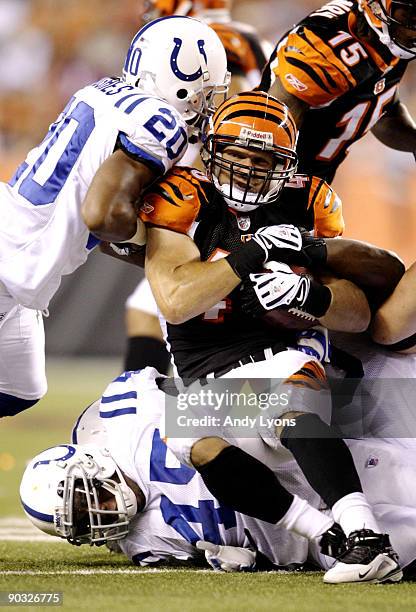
[371,262,416,347]
[371,102,416,151]
[319,279,370,332]
[324,238,405,306]
[149,259,241,325]
[82,176,140,242]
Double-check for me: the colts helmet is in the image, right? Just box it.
[123,16,230,129]
[20,444,137,546]
[358,0,416,58]
[203,91,298,212]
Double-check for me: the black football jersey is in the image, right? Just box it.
[260,0,409,182]
[140,168,344,379]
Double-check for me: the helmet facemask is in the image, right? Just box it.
[203,91,299,213]
[205,135,297,212]
[359,0,416,58]
[62,458,136,546]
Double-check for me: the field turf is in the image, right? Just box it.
[1,359,416,612]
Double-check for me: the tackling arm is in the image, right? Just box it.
[82,150,157,242]
[323,238,405,308]
[371,261,416,352]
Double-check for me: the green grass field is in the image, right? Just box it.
[1,359,416,612]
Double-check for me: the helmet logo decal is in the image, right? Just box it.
[238,127,274,146]
[33,445,76,469]
[170,38,207,81]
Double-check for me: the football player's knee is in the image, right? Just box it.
[0,393,41,417]
[190,437,230,468]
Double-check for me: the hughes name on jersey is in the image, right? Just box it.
[0,77,187,310]
[139,167,344,379]
[261,0,408,181]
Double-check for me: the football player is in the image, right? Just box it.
[260,0,416,182]
[0,16,229,417]
[124,0,272,376]
[20,366,416,580]
[133,90,404,582]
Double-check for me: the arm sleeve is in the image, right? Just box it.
[308,177,345,237]
[273,28,356,107]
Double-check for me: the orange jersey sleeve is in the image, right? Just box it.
[139,168,209,234]
[273,28,357,107]
[308,177,345,237]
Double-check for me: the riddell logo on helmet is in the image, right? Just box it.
[285,73,308,92]
[239,127,273,145]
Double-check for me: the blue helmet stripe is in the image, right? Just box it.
[21,501,54,523]
[129,15,194,49]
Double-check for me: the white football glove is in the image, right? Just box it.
[295,325,331,363]
[252,224,302,263]
[196,541,256,572]
[248,261,311,312]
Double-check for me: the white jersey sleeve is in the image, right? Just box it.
[0,77,188,310]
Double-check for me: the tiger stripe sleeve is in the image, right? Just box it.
[308,177,345,237]
[273,28,357,106]
[138,169,207,234]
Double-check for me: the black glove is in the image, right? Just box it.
[301,233,327,268]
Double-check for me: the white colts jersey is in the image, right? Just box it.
[96,367,307,567]
[0,77,188,310]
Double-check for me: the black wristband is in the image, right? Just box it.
[302,280,332,318]
[226,239,265,279]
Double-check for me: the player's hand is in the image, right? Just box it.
[252,225,307,265]
[240,262,311,317]
[196,541,256,572]
[295,326,331,363]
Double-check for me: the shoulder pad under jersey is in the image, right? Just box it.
[139,167,211,234]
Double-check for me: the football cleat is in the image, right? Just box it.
[319,523,346,559]
[323,529,403,584]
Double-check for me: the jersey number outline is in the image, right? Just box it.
[144,107,187,161]
[150,429,237,545]
[10,99,95,206]
[316,86,397,161]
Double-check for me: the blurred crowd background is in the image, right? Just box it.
[0,0,414,357]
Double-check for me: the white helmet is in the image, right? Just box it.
[358,0,416,59]
[20,444,137,546]
[122,16,230,131]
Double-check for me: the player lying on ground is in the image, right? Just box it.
[20,361,416,582]
[0,16,229,417]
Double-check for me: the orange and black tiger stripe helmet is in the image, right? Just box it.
[202,91,298,211]
[142,0,231,22]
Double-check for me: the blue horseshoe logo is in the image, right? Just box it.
[170,38,207,82]
[33,444,76,469]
